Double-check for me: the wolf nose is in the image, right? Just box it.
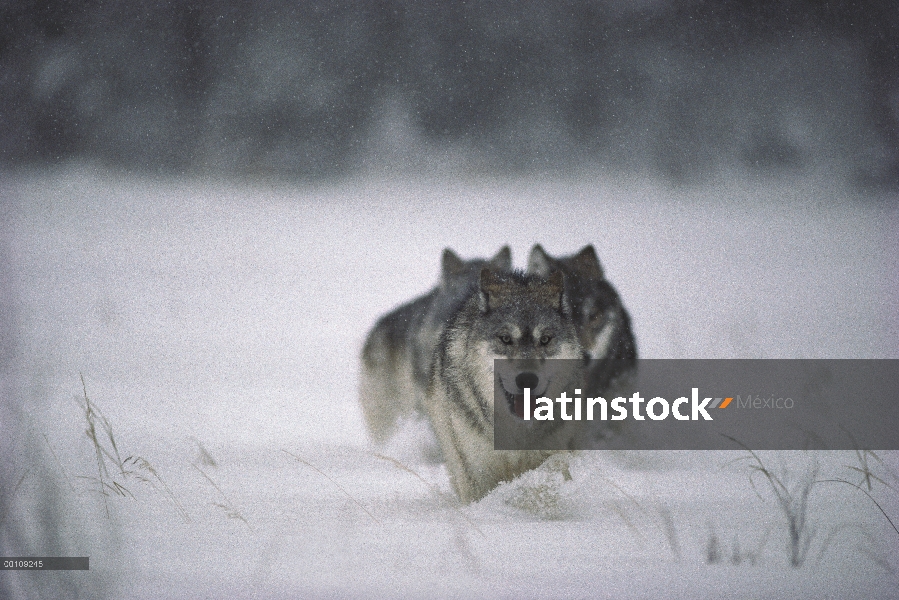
[515,372,539,392]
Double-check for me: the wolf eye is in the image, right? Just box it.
[539,334,552,346]
[498,334,513,345]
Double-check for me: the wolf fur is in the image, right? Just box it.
[426,268,587,503]
[359,247,512,444]
[527,245,636,397]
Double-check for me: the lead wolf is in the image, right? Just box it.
[527,245,636,399]
[359,247,512,445]
[426,268,587,503]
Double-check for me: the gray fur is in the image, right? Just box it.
[359,247,512,444]
[426,268,586,504]
[527,244,637,397]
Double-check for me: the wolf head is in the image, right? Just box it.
[440,246,511,296]
[461,268,585,421]
[428,246,513,333]
[528,244,635,361]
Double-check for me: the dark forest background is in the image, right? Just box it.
[1,0,897,186]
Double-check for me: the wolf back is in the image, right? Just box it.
[359,247,512,444]
[426,268,587,503]
[528,244,636,398]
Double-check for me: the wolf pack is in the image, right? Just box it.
[360,245,636,503]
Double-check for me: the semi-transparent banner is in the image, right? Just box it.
[493,359,899,450]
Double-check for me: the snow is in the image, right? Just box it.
[3,166,898,598]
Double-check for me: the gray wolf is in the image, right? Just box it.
[426,268,586,503]
[527,244,637,398]
[359,247,512,445]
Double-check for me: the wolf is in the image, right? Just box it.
[426,268,587,503]
[527,244,637,398]
[359,247,512,445]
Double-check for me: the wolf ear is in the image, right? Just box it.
[527,244,553,277]
[441,248,466,278]
[488,246,512,271]
[546,269,566,311]
[569,245,603,279]
[478,267,505,313]
[531,269,566,311]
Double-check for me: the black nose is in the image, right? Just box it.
[516,372,539,391]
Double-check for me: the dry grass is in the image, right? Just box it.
[723,437,818,568]
[191,463,252,529]
[76,374,189,522]
[373,452,484,536]
[282,449,380,525]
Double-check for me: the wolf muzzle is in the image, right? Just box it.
[503,371,542,419]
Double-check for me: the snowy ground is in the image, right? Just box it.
[3,166,898,598]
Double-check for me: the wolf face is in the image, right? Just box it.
[528,244,636,396]
[473,269,585,423]
[359,246,511,445]
[427,268,586,502]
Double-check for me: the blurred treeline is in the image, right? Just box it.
[1,0,896,185]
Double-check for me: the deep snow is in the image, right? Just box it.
[2,167,897,598]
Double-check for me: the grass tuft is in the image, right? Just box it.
[657,506,681,560]
[815,478,899,539]
[76,374,189,522]
[705,523,722,564]
[191,437,218,468]
[283,449,380,525]
[845,448,893,493]
[723,436,818,568]
[192,463,251,530]
[373,453,484,537]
